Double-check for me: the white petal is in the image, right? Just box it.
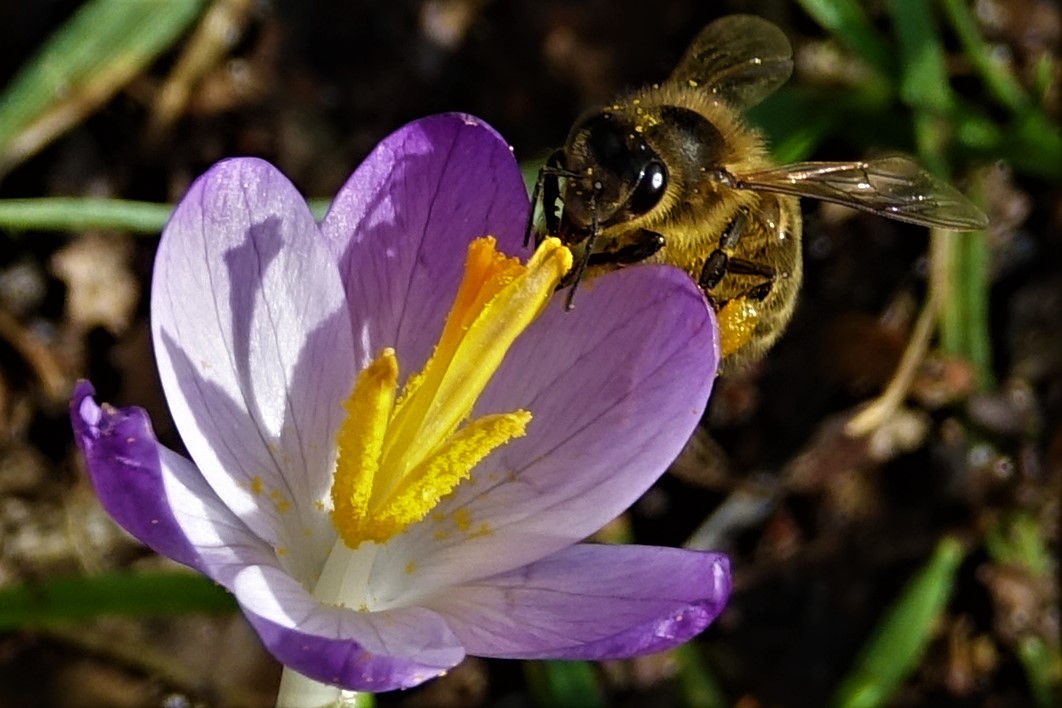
[152,158,354,573]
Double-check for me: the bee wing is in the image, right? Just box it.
[669,15,793,110]
[734,157,989,230]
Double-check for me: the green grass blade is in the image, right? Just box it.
[887,0,953,185]
[525,660,604,708]
[0,571,236,629]
[0,0,208,176]
[961,231,993,389]
[937,0,1029,113]
[748,88,841,163]
[888,0,953,129]
[0,198,173,233]
[887,0,994,381]
[1017,637,1060,708]
[674,643,729,708]
[985,513,1050,576]
[1031,53,1055,105]
[959,173,993,389]
[0,197,333,234]
[1005,110,1062,180]
[985,514,1061,707]
[796,0,895,78]
[830,537,965,708]
[748,85,895,163]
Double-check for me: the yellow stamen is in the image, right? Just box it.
[357,410,531,542]
[330,351,398,537]
[329,237,572,549]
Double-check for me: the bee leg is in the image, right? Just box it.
[698,208,750,290]
[563,192,600,311]
[699,249,730,290]
[713,269,774,361]
[742,281,773,301]
[525,172,545,248]
[525,149,567,248]
[726,258,776,281]
[588,229,665,266]
[726,258,777,300]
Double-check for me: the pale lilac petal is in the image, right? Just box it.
[427,544,730,660]
[373,266,717,596]
[152,158,354,569]
[321,113,529,375]
[237,567,464,692]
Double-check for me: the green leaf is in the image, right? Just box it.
[0,0,208,176]
[0,571,236,629]
[831,537,965,708]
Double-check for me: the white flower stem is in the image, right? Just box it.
[275,667,368,708]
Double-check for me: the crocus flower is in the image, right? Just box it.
[70,113,729,703]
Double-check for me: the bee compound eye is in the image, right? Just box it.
[628,160,668,215]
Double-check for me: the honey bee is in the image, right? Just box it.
[529,14,988,371]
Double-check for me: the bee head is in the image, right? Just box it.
[558,110,669,240]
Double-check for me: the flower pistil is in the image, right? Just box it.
[330,237,572,548]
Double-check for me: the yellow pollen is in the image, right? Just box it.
[717,296,761,359]
[329,237,572,549]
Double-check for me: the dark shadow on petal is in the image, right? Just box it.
[324,114,531,379]
[223,216,284,408]
[157,299,351,583]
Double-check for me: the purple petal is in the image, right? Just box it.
[152,158,355,568]
[374,265,717,592]
[237,568,465,692]
[321,113,530,377]
[428,544,730,659]
[70,382,304,582]
[71,381,202,570]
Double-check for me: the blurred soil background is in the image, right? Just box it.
[0,0,1059,706]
